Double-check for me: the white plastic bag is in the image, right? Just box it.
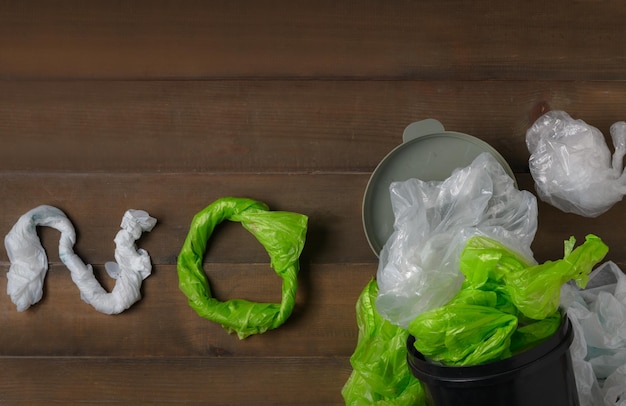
[526,110,626,217]
[604,364,626,406]
[376,153,538,328]
[562,261,626,405]
[4,205,156,315]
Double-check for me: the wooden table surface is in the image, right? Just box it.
[1,1,626,404]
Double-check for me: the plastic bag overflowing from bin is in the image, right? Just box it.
[342,279,425,405]
[344,234,610,405]
[347,149,626,405]
[561,261,626,405]
[375,153,538,328]
[408,234,608,366]
[526,110,626,217]
[4,205,157,314]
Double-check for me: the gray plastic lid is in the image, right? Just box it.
[362,119,516,256]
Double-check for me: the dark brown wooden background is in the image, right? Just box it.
[1,1,626,404]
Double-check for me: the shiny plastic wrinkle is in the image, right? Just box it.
[408,297,519,366]
[376,153,538,328]
[509,312,560,353]
[506,235,608,320]
[526,110,626,217]
[462,234,608,320]
[342,279,425,406]
[408,234,607,366]
[562,261,626,404]
[177,197,307,339]
[4,205,156,314]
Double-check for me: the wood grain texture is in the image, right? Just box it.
[2,1,626,404]
[2,1,626,80]
[0,357,351,404]
[0,262,370,358]
[0,172,623,267]
[0,173,373,264]
[3,80,626,174]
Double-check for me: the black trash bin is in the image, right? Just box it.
[406,313,579,406]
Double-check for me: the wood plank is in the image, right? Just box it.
[1,1,626,80]
[0,172,623,360]
[3,80,626,173]
[0,172,623,267]
[518,174,626,267]
[0,356,351,404]
[4,1,624,404]
[0,264,370,357]
[0,172,374,264]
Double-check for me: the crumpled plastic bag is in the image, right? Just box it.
[4,205,156,314]
[407,234,607,366]
[604,365,626,406]
[342,279,425,405]
[561,261,626,405]
[177,197,308,339]
[376,152,538,328]
[503,234,608,320]
[526,110,626,217]
[408,297,520,366]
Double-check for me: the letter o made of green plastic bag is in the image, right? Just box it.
[177,197,308,339]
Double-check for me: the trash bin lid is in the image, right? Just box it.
[362,119,516,256]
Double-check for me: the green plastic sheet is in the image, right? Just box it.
[342,279,425,405]
[177,197,308,339]
[408,294,519,366]
[408,234,608,366]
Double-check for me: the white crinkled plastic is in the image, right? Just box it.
[4,205,156,315]
[376,152,538,328]
[603,364,626,406]
[526,110,626,217]
[562,261,626,406]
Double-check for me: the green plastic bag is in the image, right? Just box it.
[408,294,519,366]
[342,279,425,405]
[461,234,609,320]
[504,234,608,320]
[509,311,561,354]
[177,197,308,339]
[408,234,608,366]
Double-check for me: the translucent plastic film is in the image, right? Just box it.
[376,153,538,328]
[526,110,626,217]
